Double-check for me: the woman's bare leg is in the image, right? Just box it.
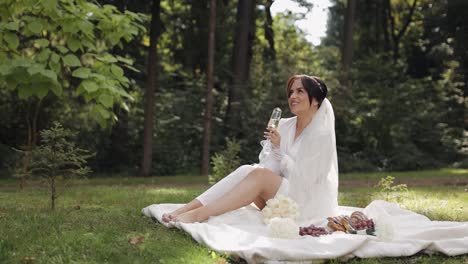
[163,165,256,223]
[174,168,282,223]
[162,199,203,222]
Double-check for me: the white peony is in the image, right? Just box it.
[262,207,273,218]
[262,195,299,224]
[267,217,299,239]
[278,196,291,207]
[267,198,280,209]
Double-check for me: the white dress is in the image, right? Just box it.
[196,117,301,206]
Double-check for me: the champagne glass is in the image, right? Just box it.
[267,107,282,129]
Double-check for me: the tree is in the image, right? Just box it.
[0,0,145,184]
[225,0,257,137]
[19,123,92,210]
[201,0,217,175]
[141,0,162,177]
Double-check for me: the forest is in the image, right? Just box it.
[0,0,466,178]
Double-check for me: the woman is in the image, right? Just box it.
[163,75,338,223]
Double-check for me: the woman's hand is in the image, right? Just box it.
[264,127,281,147]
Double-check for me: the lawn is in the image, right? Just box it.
[0,169,467,263]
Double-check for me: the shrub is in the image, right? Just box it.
[208,138,241,185]
[375,175,408,202]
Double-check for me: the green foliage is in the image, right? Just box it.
[0,0,146,127]
[375,176,408,202]
[0,0,466,176]
[333,53,465,172]
[327,0,467,172]
[17,122,92,209]
[208,138,242,185]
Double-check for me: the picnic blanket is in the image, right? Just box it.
[142,200,468,263]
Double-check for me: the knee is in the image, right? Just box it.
[248,168,270,179]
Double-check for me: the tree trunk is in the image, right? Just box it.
[141,0,161,177]
[109,108,130,171]
[201,0,217,176]
[264,0,275,60]
[448,0,468,128]
[374,0,380,51]
[20,99,41,189]
[225,0,256,136]
[51,176,56,210]
[381,0,390,53]
[341,0,356,90]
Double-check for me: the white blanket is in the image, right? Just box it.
[142,200,468,263]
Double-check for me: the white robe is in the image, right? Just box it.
[196,117,303,208]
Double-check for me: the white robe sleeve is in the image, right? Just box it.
[258,139,281,174]
[279,149,295,179]
[258,118,296,177]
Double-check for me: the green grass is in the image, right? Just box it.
[0,170,467,263]
[0,174,209,187]
[341,168,468,180]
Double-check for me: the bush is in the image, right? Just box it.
[375,175,408,202]
[0,143,15,178]
[208,138,242,185]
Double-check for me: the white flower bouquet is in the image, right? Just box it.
[262,194,300,224]
[267,217,299,239]
[261,195,300,239]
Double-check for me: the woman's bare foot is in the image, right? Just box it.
[174,209,205,223]
[162,208,192,223]
[162,213,175,223]
[162,200,204,223]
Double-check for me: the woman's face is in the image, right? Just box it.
[288,79,313,115]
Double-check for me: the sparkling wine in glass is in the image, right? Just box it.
[267,107,282,129]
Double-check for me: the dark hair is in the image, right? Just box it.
[286,75,328,107]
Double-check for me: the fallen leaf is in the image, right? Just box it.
[214,259,228,264]
[21,256,36,263]
[129,235,145,245]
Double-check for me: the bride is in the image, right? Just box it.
[163,75,339,223]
